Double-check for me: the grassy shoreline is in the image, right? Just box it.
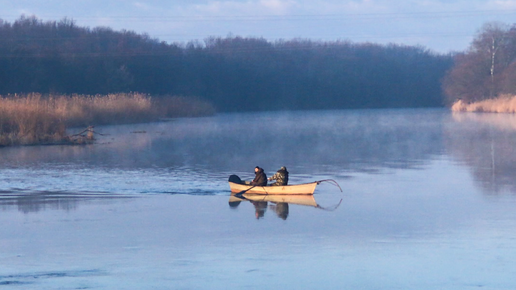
[451,95,516,113]
[0,93,215,146]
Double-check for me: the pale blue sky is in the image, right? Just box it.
[2,0,516,52]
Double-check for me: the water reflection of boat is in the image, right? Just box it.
[228,193,341,220]
[229,194,318,207]
[228,175,341,195]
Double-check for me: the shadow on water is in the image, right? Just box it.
[446,112,516,194]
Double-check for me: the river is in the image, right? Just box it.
[1,109,516,289]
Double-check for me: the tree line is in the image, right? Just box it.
[443,22,516,104]
[0,15,454,112]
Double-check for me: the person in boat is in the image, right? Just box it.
[268,166,289,186]
[250,166,267,186]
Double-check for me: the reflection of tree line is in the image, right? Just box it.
[446,113,516,194]
[147,110,446,174]
[0,111,446,174]
[0,192,128,214]
[0,195,78,213]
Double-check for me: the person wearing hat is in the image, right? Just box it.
[250,166,267,186]
[268,166,289,186]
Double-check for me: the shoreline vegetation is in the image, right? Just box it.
[451,95,516,113]
[0,93,215,147]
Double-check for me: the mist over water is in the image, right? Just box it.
[0,109,446,196]
[2,108,516,289]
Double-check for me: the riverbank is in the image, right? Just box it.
[451,95,516,113]
[0,93,215,146]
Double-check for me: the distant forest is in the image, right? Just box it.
[0,16,454,112]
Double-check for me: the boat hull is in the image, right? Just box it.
[228,181,317,195]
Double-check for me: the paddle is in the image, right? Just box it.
[234,185,257,197]
[229,174,266,196]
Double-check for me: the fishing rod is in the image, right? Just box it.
[316,179,343,192]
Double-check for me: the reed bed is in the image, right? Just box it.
[451,95,516,113]
[0,93,215,146]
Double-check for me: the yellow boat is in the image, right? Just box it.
[229,181,318,195]
[228,175,342,195]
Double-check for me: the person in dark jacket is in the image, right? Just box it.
[250,166,267,186]
[268,166,289,186]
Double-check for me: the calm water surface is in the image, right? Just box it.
[1,109,516,289]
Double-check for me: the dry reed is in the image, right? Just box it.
[0,93,215,146]
[451,95,516,113]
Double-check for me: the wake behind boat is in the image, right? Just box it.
[228,175,342,195]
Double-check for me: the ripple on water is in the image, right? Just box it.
[0,269,106,287]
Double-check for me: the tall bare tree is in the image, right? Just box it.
[443,22,516,103]
[472,22,512,98]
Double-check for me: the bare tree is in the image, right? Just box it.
[443,22,516,103]
[472,22,512,98]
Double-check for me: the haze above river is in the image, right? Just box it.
[1,109,516,289]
